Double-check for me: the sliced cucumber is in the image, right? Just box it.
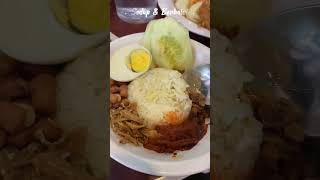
[143,17,194,71]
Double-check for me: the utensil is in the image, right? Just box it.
[233,5,320,137]
[183,64,210,105]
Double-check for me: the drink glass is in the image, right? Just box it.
[115,0,158,24]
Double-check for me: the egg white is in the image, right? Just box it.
[110,44,151,82]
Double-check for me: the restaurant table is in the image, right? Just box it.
[110,0,210,180]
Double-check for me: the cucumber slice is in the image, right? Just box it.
[143,17,194,71]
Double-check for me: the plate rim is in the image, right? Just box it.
[157,0,210,38]
[110,32,210,177]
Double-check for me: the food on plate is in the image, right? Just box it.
[110,96,148,146]
[212,29,263,180]
[0,49,106,179]
[50,0,108,34]
[174,0,210,29]
[143,86,208,153]
[110,44,152,82]
[128,68,192,128]
[142,17,194,72]
[110,18,208,154]
[110,69,208,153]
[129,49,152,73]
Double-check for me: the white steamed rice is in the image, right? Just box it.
[128,68,192,128]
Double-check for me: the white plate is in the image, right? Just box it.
[158,0,210,38]
[0,0,105,64]
[110,33,210,177]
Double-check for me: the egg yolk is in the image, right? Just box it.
[129,49,151,72]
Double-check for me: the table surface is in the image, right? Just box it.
[110,0,210,179]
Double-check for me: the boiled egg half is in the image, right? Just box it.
[110,44,152,82]
[0,0,105,64]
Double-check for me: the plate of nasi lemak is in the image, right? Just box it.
[109,17,210,177]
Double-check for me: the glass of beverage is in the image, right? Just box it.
[115,0,158,24]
